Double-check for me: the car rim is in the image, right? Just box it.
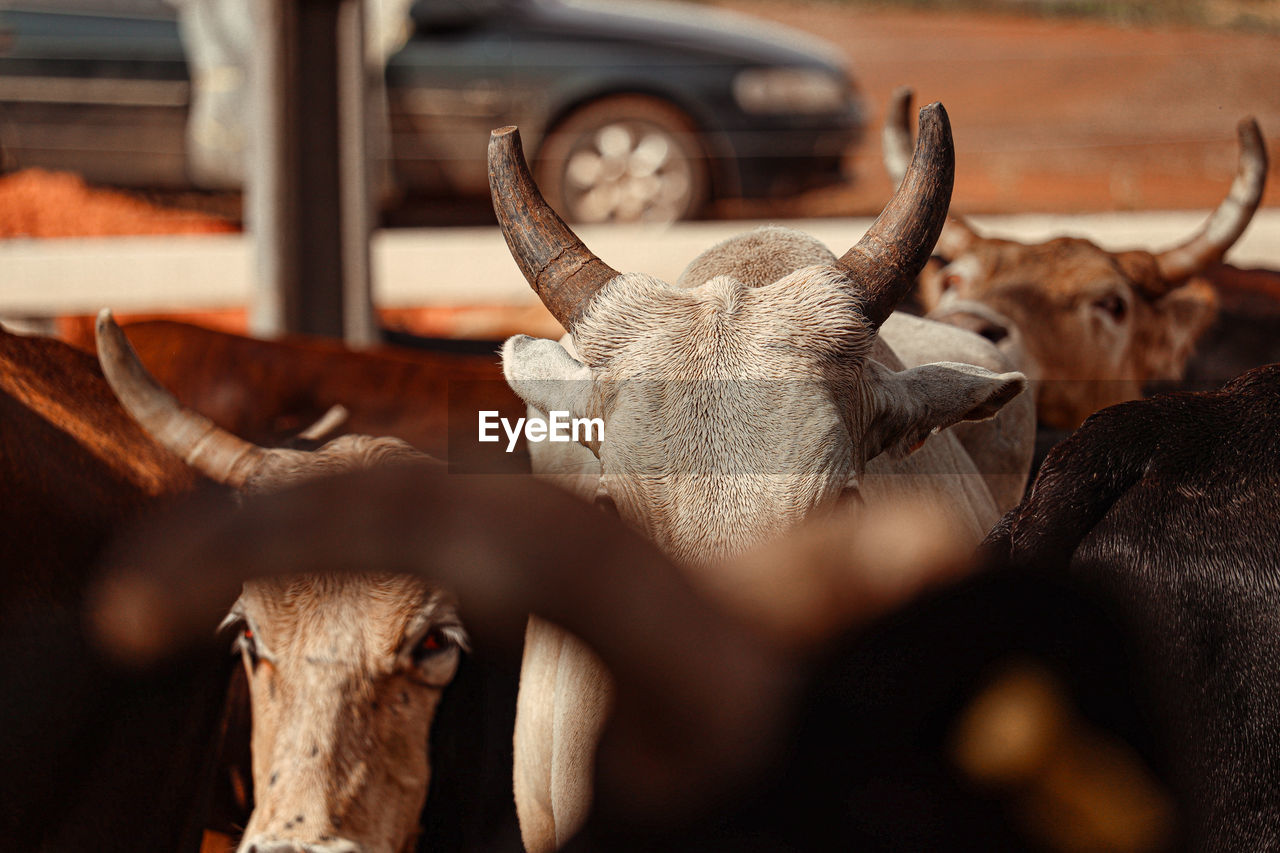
[561,121,695,224]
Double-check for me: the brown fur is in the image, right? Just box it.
[72,320,526,462]
[231,576,463,853]
[0,327,197,600]
[225,441,460,853]
[92,318,465,853]
[922,235,1218,429]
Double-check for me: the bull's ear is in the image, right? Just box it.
[866,361,1027,460]
[501,335,594,418]
[918,254,979,311]
[1145,278,1218,382]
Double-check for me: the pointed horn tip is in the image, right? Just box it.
[918,101,948,124]
[491,125,519,139]
[96,307,115,335]
[95,309,131,360]
[1237,116,1266,160]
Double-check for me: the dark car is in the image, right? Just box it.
[0,0,864,223]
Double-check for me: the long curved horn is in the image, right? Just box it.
[841,101,955,327]
[1154,117,1268,282]
[488,126,621,329]
[96,309,270,488]
[883,87,980,260]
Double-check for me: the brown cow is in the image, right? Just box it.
[94,312,471,853]
[0,323,220,852]
[883,88,1268,429]
[62,319,527,467]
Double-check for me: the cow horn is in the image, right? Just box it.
[488,126,621,329]
[883,87,979,261]
[1154,117,1268,283]
[841,101,955,327]
[95,309,270,489]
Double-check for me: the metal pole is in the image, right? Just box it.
[248,0,375,344]
[337,0,378,346]
[247,0,292,337]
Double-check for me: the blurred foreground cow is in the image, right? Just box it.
[93,466,1185,852]
[988,362,1280,848]
[884,88,1269,429]
[92,313,490,853]
[489,107,1035,849]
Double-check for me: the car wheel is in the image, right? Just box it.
[534,95,710,224]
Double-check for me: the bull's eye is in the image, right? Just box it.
[1093,293,1128,323]
[412,629,456,666]
[940,273,963,292]
[237,627,260,668]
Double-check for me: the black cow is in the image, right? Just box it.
[988,362,1280,850]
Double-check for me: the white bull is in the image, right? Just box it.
[487,105,1033,851]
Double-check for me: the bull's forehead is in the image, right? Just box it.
[978,237,1127,294]
[238,574,445,663]
[573,270,871,563]
[574,269,872,377]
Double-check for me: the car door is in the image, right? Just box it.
[386,0,529,196]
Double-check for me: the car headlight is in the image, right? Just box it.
[732,67,848,115]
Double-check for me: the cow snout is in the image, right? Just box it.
[241,839,362,853]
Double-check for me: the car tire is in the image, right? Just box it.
[534,95,710,224]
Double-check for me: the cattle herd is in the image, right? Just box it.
[1,89,1275,853]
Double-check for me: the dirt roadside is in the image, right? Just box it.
[711,1,1280,218]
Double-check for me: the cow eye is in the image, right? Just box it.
[1093,293,1128,322]
[940,273,964,292]
[412,628,457,666]
[237,627,260,668]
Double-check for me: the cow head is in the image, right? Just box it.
[95,311,465,853]
[491,108,1025,566]
[884,88,1267,429]
[222,576,464,853]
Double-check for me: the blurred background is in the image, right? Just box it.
[0,0,1276,339]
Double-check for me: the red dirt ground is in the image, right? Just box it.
[0,169,235,238]
[1,5,1275,234]
[712,1,1280,218]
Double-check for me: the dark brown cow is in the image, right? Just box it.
[883,88,1269,429]
[0,324,222,852]
[987,362,1280,849]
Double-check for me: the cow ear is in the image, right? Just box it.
[866,361,1027,460]
[1145,278,1218,382]
[918,254,978,311]
[501,335,594,418]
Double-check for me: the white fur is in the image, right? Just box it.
[502,226,1031,850]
